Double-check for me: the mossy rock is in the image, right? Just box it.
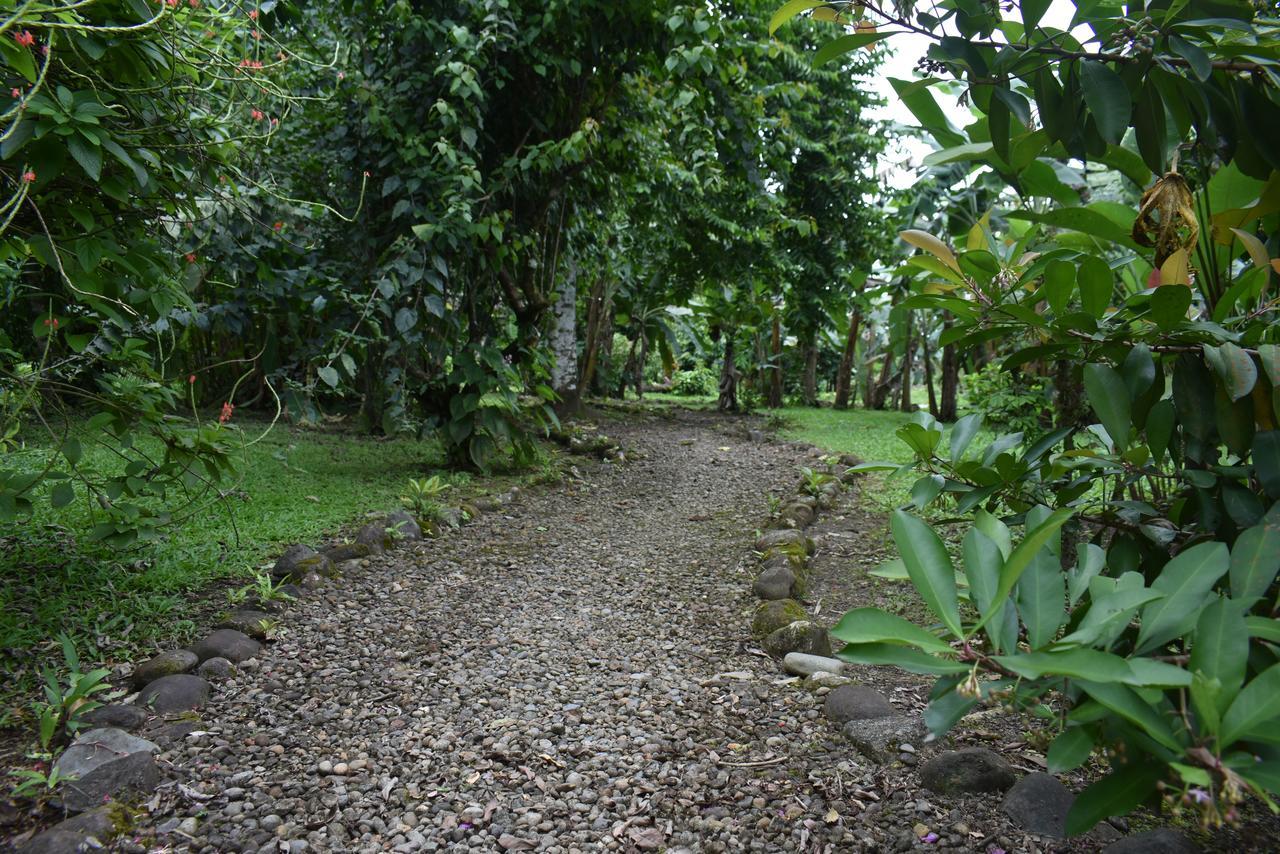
[271,544,334,581]
[751,599,807,640]
[322,542,375,563]
[762,621,831,659]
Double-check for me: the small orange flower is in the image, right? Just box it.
[219,401,235,424]
[10,88,20,98]
[248,8,258,19]
[272,221,283,231]
[188,374,196,384]
[185,252,197,263]
[251,108,264,120]
[22,170,35,183]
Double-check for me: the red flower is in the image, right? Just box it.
[362,170,370,178]
[219,402,235,424]
[251,108,264,121]
[22,170,35,183]
[248,8,259,19]
[11,88,20,98]
[165,0,178,8]
[270,117,278,126]
[185,252,197,263]
[272,221,282,231]
[188,374,196,384]
[189,0,199,6]
[251,29,260,40]
[14,30,34,47]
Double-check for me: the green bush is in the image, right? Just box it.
[961,363,1051,436]
[671,366,718,396]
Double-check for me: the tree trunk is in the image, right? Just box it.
[802,334,819,407]
[635,334,647,399]
[768,315,784,408]
[550,276,578,412]
[718,333,738,412]
[870,351,894,410]
[833,306,861,410]
[899,310,914,412]
[577,276,607,403]
[1056,358,1085,449]
[923,331,939,418]
[939,318,959,422]
[617,338,638,398]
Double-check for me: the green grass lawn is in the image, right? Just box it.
[0,418,545,710]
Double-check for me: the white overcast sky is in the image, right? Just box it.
[861,0,1090,187]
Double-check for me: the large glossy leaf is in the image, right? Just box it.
[829,607,954,654]
[1205,342,1257,402]
[971,507,1074,636]
[1230,518,1280,604]
[835,642,970,675]
[1047,727,1094,773]
[1135,542,1230,654]
[1220,662,1280,746]
[997,648,1134,682]
[813,31,892,65]
[1079,60,1132,145]
[963,527,1015,653]
[1017,536,1065,648]
[1078,680,1182,752]
[890,510,962,637]
[768,0,825,34]
[1065,760,1164,835]
[900,229,960,273]
[949,413,983,462]
[1190,597,1248,713]
[1084,364,1131,451]
[1077,255,1114,318]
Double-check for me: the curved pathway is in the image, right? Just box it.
[138,411,871,853]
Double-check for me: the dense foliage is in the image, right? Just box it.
[773,0,1280,834]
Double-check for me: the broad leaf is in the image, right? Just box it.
[829,607,954,654]
[1135,542,1230,654]
[1220,662,1280,746]
[1084,363,1131,451]
[1065,760,1164,835]
[891,511,962,637]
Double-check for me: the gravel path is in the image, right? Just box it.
[132,410,887,853]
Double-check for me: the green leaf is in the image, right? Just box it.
[1084,363,1131,451]
[1207,343,1258,402]
[50,481,75,509]
[1254,431,1280,499]
[317,366,340,388]
[1047,727,1094,773]
[1134,82,1169,175]
[1190,597,1248,712]
[1078,255,1113,319]
[829,607,955,654]
[1041,259,1075,314]
[948,414,983,463]
[1068,543,1106,607]
[769,0,825,35]
[1231,517,1280,605]
[972,508,1074,636]
[1078,681,1182,752]
[963,527,1016,652]
[67,135,103,181]
[996,648,1134,682]
[835,642,970,675]
[1021,0,1052,31]
[1009,205,1140,248]
[1220,662,1280,746]
[889,77,966,148]
[1168,34,1211,81]
[1150,284,1192,330]
[1065,760,1164,835]
[1135,542,1230,654]
[1017,528,1066,649]
[1079,60,1132,145]
[813,32,892,66]
[1260,344,1280,388]
[890,510,962,637]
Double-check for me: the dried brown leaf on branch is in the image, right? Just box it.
[1132,172,1199,268]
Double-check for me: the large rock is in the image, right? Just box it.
[139,674,210,713]
[783,652,847,676]
[271,544,333,581]
[197,656,236,681]
[824,684,895,723]
[130,649,198,689]
[188,629,260,664]
[78,704,147,732]
[16,829,92,853]
[841,716,927,763]
[753,564,798,600]
[1002,772,1074,837]
[386,509,424,540]
[774,502,816,529]
[762,621,831,658]
[754,529,813,555]
[321,541,376,562]
[54,728,159,812]
[804,672,855,691]
[920,748,1017,795]
[751,599,807,639]
[216,609,272,639]
[1103,829,1200,854]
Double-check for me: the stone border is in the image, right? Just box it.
[14,492,525,854]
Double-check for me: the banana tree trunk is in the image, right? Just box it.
[718,334,738,412]
[899,310,914,412]
[768,315,783,409]
[939,318,959,422]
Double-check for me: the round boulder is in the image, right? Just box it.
[824,684,895,723]
[139,674,210,713]
[1001,772,1075,837]
[216,609,272,639]
[1103,829,1200,854]
[197,656,237,681]
[762,621,831,659]
[919,747,1017,795]
[755,529,813,555]
[751,599,807,639]
[188,628,260,664]
[753,564,798,601]
[54,728,159,813]
[271,544,334,581]
[78,704,148,732]
[130,649,198,690]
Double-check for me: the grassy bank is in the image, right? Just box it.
[0,419,542,710]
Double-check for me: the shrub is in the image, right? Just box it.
[961,363,1051,436]
[671,366,718,396]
